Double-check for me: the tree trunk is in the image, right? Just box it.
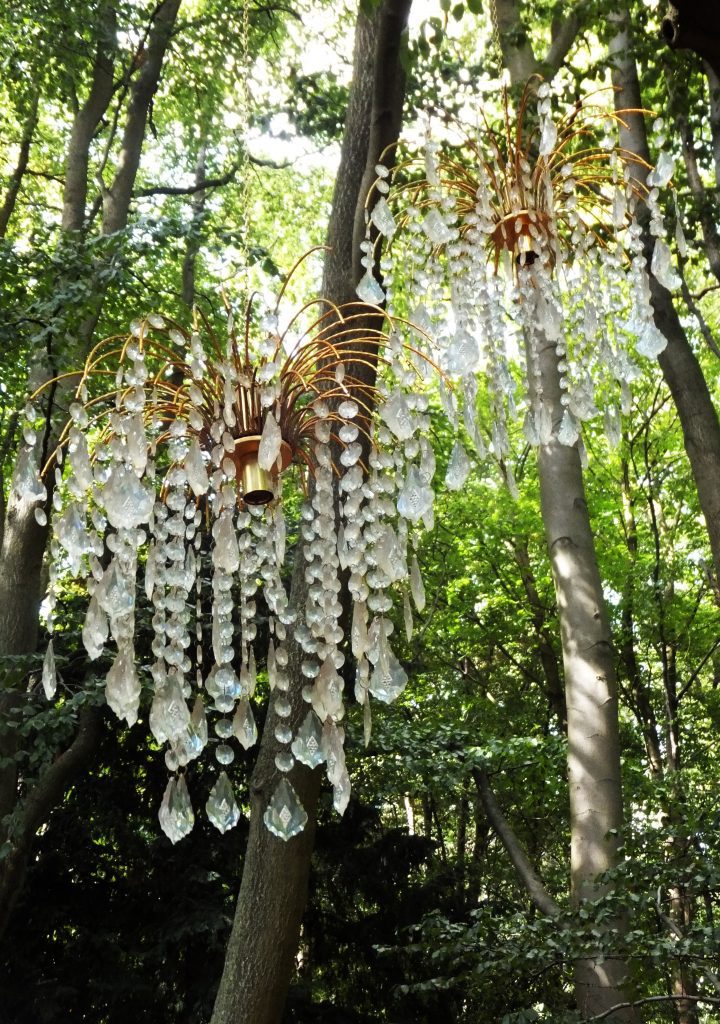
[704,63,720,185]
[102,0,182,234]
[610,15,720,596]
[511,536,566,728]
[491,13,634,1017]
[527,304,635,1021]
[0,92,39,239]
[669,886,700,1024]
[209,3,412,1021]
[208,561,323,1024]
[181,138,208,308]
[62,2,117,233]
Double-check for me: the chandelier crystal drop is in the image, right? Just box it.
[361,80,680,470]
[16,283,443,842]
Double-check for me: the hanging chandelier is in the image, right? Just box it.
[13,82,681,845]
[15,274,441,842]
[359,79,680,489]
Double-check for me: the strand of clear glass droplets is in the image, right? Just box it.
[360,82,682,468]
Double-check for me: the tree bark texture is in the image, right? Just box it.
[62,2,118,233]
[610,16,720,597]
[527,303,635,1022]
[207,561,323,1024]
[209,3,412,1022]
[704,63,720,185]
[511,536,566,729]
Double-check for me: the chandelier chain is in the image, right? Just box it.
[488,0,502,63]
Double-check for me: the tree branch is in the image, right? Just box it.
[0,93,39,239]
[135,164,239,197]
[0,705,103,940]
[582,995,720,1023]
[472,765,561,918]
[544,9,581,74]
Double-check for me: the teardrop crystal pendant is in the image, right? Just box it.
[42,639,57,699]
[291,710,325,769]
[158,775,195,844]
[263,778,308,841]
[206,771,241,834]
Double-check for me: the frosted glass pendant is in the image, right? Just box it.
[105,644,141,727]
[369,638,408,703]
[159,775,195,844]
[42,640,57,700]
[82,595,108,661]
[102,465,153,529]
[356,270,385,304]
[370,196,397,237]
[445,442,471,491]
[206,771,241,834]
[232,700,258,750]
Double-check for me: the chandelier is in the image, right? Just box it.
[15,279,440,842]
[359,80,679,482]
[14,82,679,845]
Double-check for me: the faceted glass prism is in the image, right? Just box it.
[291,710,325,769]
[158,775,195,844]
[263,779,307,841]
[206,771,241,833]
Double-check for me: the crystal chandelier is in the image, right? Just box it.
[359,80,679,484]
[15,282,440,842]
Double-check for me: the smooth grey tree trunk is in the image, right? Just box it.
[610,16,720,596]
[526,295,636,1022]
[489,11,636,1019]
[209,3,412,1022]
